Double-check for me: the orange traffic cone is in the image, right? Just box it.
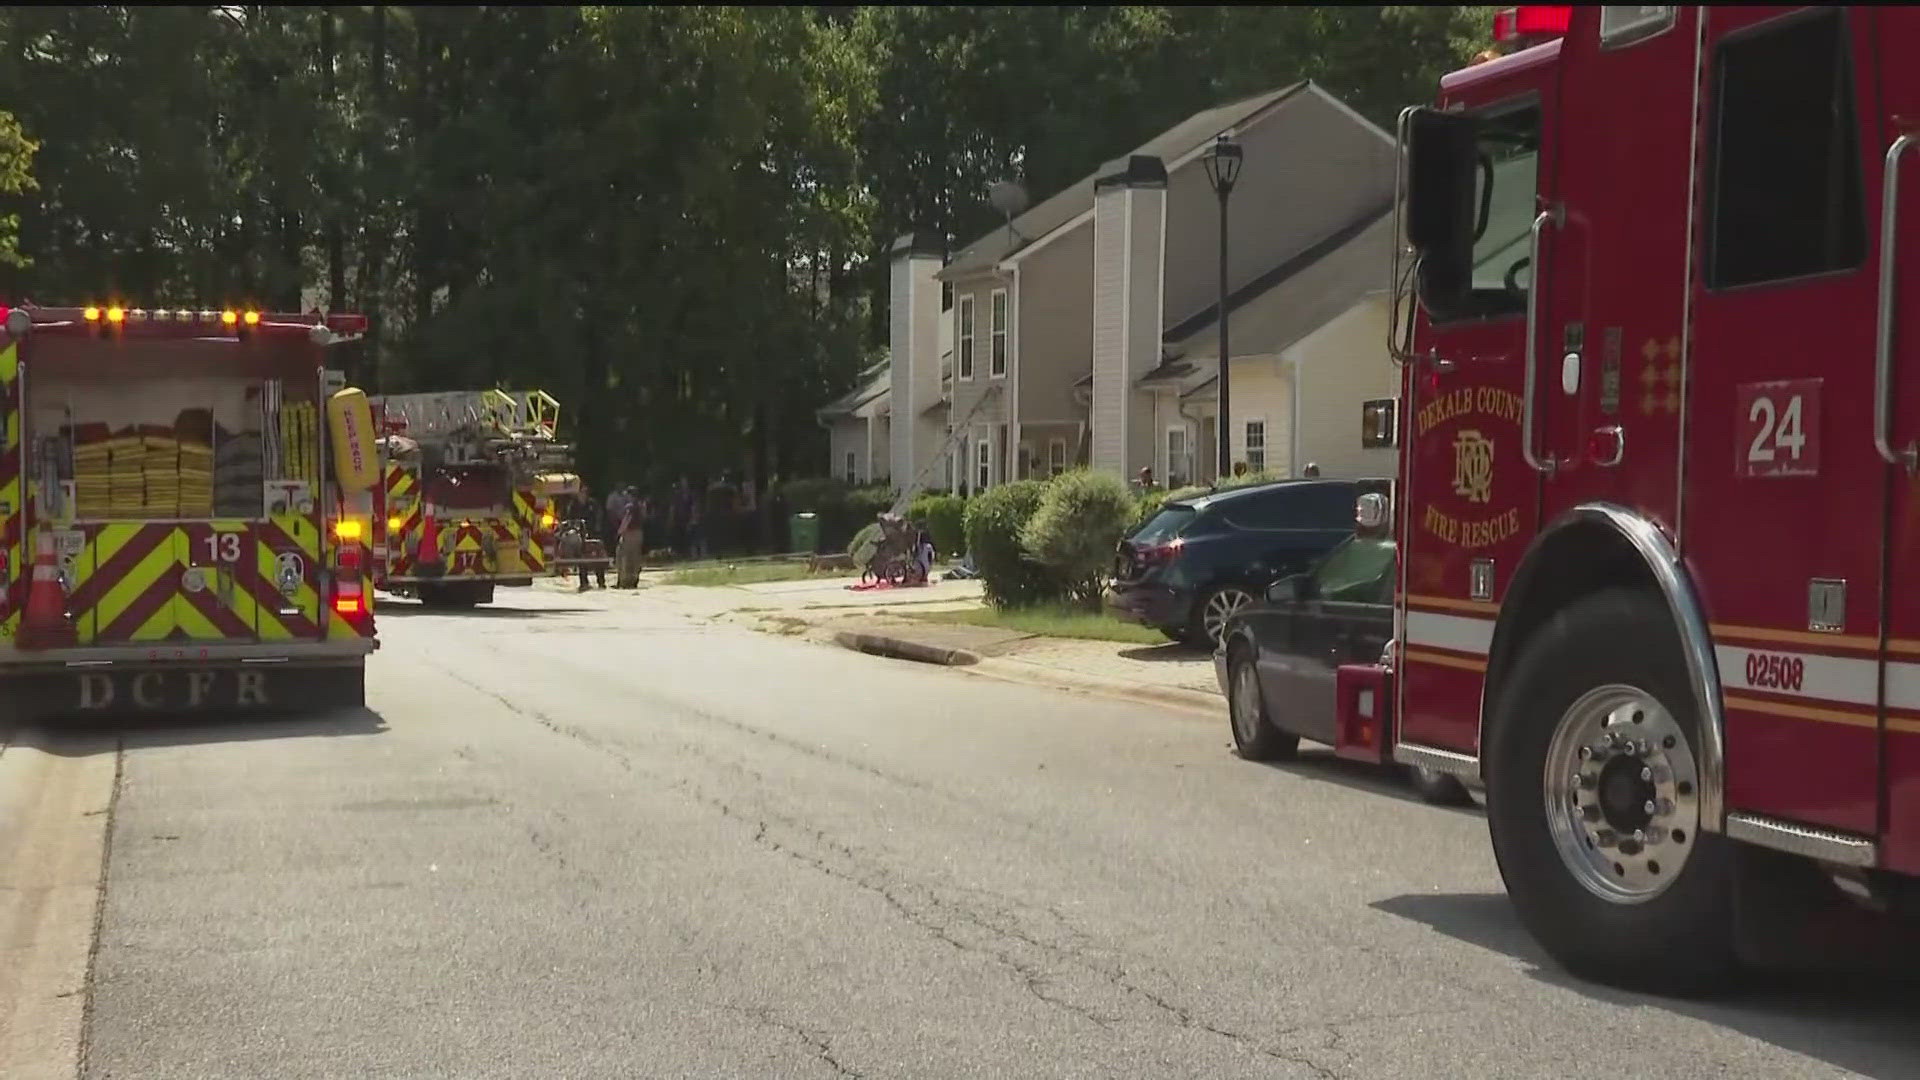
[17,530,75,650]
[416,510,445,577]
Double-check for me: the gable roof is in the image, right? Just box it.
[816,361,890,420]
[1163,204,1394,363]
[937,83,1310,282]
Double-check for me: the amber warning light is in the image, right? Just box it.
[1493,5,1571,42]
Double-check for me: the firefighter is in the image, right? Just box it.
[615,488,646,588]
[575,482,609,591]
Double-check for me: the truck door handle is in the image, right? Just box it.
[1878,133,1919,472]
[1522,207,1563,475]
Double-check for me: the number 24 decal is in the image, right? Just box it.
[1735,379,1822,479]
[202,532,242,564]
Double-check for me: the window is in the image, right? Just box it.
[975,435,991,490]
[1166,427,1190,487]
[989,290,1008,377]
[1243,420,1266,472]
[1018,441,1033,479]
[958,296,976,379]
[1132,505,1196,544]
[845,450,857,485]
[1467,105,1542,310]
[1707,9,1864,289]
[1048,438,1067,477]
[1222,482,1359,530]
[1309,535,1398,605]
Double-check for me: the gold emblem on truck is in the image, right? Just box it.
[1452,429,1494,504]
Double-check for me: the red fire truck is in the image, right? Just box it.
[370,389,574,607]
[0,302,377,720]
[1342,4,1920,993]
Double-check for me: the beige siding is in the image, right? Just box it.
[1015,224,1093,425]
[1162,92,1395,328]
[1284,295,1397,479]
[1227,357,1294,478]
[828,419,867,484]
[948,276,1010,436]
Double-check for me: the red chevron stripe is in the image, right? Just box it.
[66,525,172,615]
[174,578,256,639]
[97,569,177,642]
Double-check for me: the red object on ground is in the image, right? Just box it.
[16,531,75,650]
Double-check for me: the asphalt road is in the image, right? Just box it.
[21,584,1920,1078]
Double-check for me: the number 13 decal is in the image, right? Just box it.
[1736,379,1822,479]
[202,531,242,564]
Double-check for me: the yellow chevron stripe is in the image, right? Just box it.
[93,525,178,641]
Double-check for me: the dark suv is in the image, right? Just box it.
[1107,478,1380,648]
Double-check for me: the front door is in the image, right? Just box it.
[1685,7,1883,838]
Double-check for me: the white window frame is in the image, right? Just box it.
[1166,425,1189,487]
[958,296,976,380]
[1244,419,1267,472]
[845,450,857,485]
[975,433,992,490]
[989,289,1008,378]
[1047,437,1067,477]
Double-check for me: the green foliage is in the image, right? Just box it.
[906,492,967,558]
[847,521,882,564]
[1134,470,1288,527]
[779,477,892,552]
[0,109,35,269]
[962,479,1055,609]
[1020,470,1138,608]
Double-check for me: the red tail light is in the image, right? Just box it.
[333,593,364,616]
[337,545,362,572]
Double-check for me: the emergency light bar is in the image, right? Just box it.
[1493,5,1572,42]
[2,304,368,339]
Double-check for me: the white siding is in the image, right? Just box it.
[1226,357,1294,478]
[1090,190,1129,475]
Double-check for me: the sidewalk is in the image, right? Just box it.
[537,568,1226,714]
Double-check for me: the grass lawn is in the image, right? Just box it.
[661,562,851,587]
[909,602,1166,645]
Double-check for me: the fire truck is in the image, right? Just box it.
[370,388,577,607]
[1319,4,1920,993]
[0,302,377,720]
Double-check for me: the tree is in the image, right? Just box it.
[0,108,34,269]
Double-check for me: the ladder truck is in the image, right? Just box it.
[370,389,581,607]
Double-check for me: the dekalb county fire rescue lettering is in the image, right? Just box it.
[1417,385,1524,550]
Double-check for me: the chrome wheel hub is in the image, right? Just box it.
[1231,660,1262,745]
[1543,684,1700,904]
[1203,589,1253,643]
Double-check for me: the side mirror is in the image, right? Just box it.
[1404,108,1480,318]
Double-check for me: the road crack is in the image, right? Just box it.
[721,1004,863,1078]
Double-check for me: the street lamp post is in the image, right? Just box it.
[1201,134,1243,481]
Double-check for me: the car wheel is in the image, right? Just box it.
[1406,764,1474,806]
[1194,586,1256,648]
[1485,587,1738,996]
[1227,645,1298,762]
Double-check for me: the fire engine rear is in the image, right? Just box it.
[0,303,377,720]
[1294,4,1920,994]
[370,389,575,607]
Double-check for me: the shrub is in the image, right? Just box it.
[1021,470,1138,608]
[907,492,967,558]
[780,477,894,552]
[963,479,1057,608]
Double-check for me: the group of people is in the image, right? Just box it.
[565,479,717,591]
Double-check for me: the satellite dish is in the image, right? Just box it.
[988,180,1029,219]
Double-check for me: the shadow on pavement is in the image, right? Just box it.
[1374,891,1920,1079]
[375,602,594,619]
[33,706,388,755]
[1252,747,1486,817]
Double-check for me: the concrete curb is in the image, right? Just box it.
[977,657,1224,714]
[832,630,981,667]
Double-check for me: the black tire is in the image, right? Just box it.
[1406,764,1475,807]
[1484,587,1738,996]
[1226,644,1298,762]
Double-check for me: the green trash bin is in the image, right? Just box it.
[790,512,819,554]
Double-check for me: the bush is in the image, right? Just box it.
[1129,470,1286,531]
[780,477,895,552]
[907,492,967,558]
[963,479,1057,608]
[1021,470,1138,607]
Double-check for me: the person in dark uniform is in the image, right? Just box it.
[575,483,608,591]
